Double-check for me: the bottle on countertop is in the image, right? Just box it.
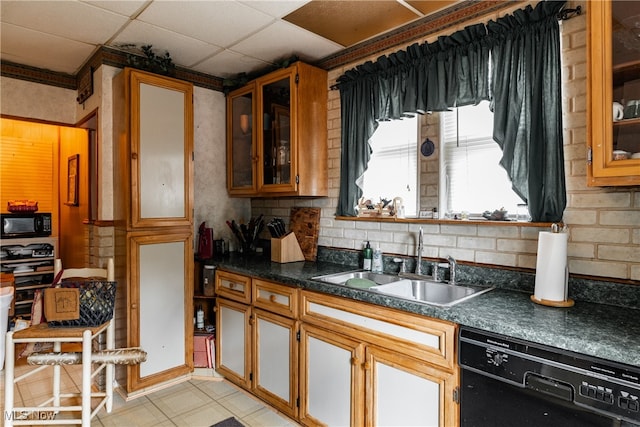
[363,241,373,271]
[372,245,383,273]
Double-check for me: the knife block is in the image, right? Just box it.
[271,233,305,263]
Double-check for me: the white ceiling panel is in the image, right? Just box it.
[0,23,97,74]
[110,20,223,68]
[0,0,456,78]
[192,49,271,78]
[240,0,311,19]
[231,19,343,63]
[1,0,130,45]
[137,1,274,48]
[83,0,149,16]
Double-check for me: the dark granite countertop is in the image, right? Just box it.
[210,255,640,368]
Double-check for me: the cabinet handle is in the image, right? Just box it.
[363,361,371,370]
[131,152,138,160]
[351,357,359,366]
[228,282,235,290]
[269,294,277,303]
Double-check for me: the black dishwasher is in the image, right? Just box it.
[459,326,640,427]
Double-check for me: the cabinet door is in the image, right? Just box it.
[588,0,640,186]
[128,69,194,226]
[366,345,458,427]
[257,68,297,194]
[216,298,251,389]
[227,84,258,195]
[127,231,193,391]
[299,323,364,427]
[252,308,298,418]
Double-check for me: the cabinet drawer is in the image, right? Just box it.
[300,291,456,371]
[253,279,299,318]
[215,270,251,304]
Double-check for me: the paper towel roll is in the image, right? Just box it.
[534,231,568,302]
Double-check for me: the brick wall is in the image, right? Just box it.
[252,2,640,282]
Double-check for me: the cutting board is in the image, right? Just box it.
[289,207,321,261]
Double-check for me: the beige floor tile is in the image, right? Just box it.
[172,400,236,427]
[217,390,265,418]
[147,380,213,419]
[241,407,301,427]
[98,398,173,427]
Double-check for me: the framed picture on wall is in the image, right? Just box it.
[66,154,79,206]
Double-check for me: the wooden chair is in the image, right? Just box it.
[4,258,116,426]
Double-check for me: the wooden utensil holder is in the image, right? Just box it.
[271,233,305,263]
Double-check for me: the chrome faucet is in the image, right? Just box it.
[447,255,457,285]
[416,227,424,275]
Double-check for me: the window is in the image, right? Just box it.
[361,116,419,217]
[440,101,525,218]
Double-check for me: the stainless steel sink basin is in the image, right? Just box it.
[312,270,400,287]
[373,279,493,307]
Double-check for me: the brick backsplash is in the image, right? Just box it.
[252,1,639,283]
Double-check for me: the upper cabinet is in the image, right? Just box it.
[227,62,328,197]
[588,0,640,186]
[113,68,194,228]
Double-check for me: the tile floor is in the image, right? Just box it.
[1,362,300,427]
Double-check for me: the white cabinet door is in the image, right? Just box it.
[127,231,193,391]
[299,324,364,427]
[367,345,453,427]
[216,298,251,389]
[253,309,297,417]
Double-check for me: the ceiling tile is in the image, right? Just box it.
[1,0,130,45]
[0,23,96,74]
[406,0,459,16]
[192,50,271,79]
[240,0,311,18]
[82,0,148,16]
[231,20,343,64]
[283,0,421,46]
[136,1,275,48]
[110,21,224,69]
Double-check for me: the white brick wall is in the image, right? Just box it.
[252,1,640,282]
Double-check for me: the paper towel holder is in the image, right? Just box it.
[530,294,574,307]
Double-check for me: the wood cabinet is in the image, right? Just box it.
[215,272,300,418]
[112,68,194,393]
[299,291,459,427]
[587,0,640,186]
[215,271,460,426]
[226,62,328,197]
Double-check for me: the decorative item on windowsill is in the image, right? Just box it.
[482,207,509,221]
[226,215,264,255]
[357,197,398,218]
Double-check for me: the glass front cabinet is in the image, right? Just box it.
[226,62,328,197]
[588,0,640,186]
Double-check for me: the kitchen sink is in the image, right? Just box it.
[373,279,493,307]
[312,270,401,286]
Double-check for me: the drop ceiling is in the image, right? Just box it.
[0,0,458,79]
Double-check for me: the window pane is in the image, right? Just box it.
[362,117,418,217]
[441,102,525,217]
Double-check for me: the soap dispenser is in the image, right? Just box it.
[363,241,373,271]
[372,245,383,273]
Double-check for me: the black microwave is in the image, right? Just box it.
[1,212,52,238]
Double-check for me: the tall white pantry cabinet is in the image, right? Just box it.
[112,67,194,393]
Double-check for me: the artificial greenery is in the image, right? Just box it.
[222,55,300,94]
[121,44,176,76]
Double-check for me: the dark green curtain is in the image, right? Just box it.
[488,1,566,222]
[335,1,567,222]
[335,24,490,216]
